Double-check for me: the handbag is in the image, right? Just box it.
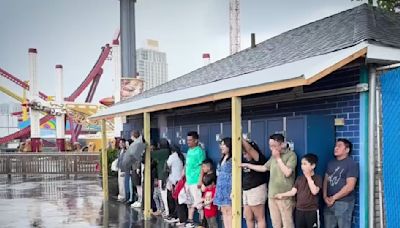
[111,158,118,172]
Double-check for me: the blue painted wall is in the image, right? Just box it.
[123,67,362,227]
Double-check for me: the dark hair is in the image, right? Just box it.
[187,131,199,140]
[219,137,232,164]
[151,139,158,147]
[302,153,318,165]
[120,138,126,143]
[269,133,285,143]
[248,140,262,154]
[202,158,214,170]
[171,144,185,166]
[337,138,353,154]
[202,173,216,187]
[127,139,133,145]
[131,130,140,138]
[158,138,170,150]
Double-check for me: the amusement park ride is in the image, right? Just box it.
[0,32,122,152]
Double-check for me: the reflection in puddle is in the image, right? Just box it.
[0,175,173,228]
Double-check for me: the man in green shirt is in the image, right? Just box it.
[242,134,297,228]
[184,131,206,228]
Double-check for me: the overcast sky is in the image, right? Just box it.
[0,0,365,104]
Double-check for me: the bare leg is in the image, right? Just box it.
[244,205,255,228]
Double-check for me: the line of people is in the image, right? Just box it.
[114,130,358,228]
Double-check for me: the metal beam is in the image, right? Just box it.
[359,65,369,228]
[231,96,242,228]
[368,66,377,228]
[143,112,151,219]
[101,119,109,201]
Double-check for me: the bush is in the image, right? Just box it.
[99,148,119,177]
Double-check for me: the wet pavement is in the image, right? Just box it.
[0,175,173,228]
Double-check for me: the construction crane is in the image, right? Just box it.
[230,0,240,55]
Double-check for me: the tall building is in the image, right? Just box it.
[0,102,21,137]
[136,39,168,91]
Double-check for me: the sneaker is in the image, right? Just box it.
[164,217,179,223]
[131,201,141,208]
[117,198,125,202]
[152,210,162,216]
[176,222,185,227]
[185,222,195,228]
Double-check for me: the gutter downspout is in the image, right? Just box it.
[359,65,369,228]
[368,66,377,228]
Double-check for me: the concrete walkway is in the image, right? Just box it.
[0,175,172,228]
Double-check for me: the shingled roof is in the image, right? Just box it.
[121,4,400,104]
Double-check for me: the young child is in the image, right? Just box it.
[201,172,218,228]
[275,153,322,228]
[199,159,216,228]
[153,177,165,216]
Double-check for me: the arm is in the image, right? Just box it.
[242,139,259,161]
[276,158,293,177]
[305,176,320,195]
[240,162,268,172]
[197,169,204,188]
[181,165,185,178]
[331,177,357,201]
[323,174,332,206]
[275,188,297,199]
[275,152,296,178]
[197,149,206,187]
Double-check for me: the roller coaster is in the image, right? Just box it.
[0,38,116,146]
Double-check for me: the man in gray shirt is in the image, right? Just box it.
[323,138,359,228]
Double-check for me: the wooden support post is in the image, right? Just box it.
[101,119,109,201]
[143,112,151,219]
[231,96,242,228]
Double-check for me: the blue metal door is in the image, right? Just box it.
[208,123,222,165]
[251,120,267,156]
[286,117,306,176]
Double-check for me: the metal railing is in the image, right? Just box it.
[0,152,100,175]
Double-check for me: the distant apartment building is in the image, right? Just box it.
[136,39,168,91]
[0,102,21,137]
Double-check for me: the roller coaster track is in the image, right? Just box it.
[0,44,111,144]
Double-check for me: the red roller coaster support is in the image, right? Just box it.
[0,44,111,145]
[0,67,49,100]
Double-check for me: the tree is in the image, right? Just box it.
[377,0,399,12]
[352,0,399,12]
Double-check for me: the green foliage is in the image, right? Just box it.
[351,0,399,12]
[99,148,119,177]
[377,0,399,12]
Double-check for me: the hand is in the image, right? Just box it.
[272,149,281,159]
[303,168,312,179]
[275,194,283,200]
[240,163,249,168]
[201,184,206,192]
[197,182,203,189]
[324,196,335,207]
